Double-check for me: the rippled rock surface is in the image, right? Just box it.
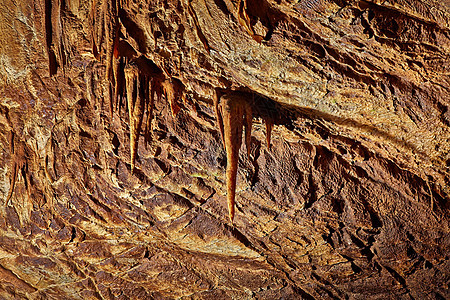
[0,0,449,298]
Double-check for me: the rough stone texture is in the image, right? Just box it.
[0,0,449,299]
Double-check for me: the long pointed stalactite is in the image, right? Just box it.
[215,91,279,222]
[216,92,253,223]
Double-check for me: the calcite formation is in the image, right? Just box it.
[0,0,449,299]
[215,91,253,222]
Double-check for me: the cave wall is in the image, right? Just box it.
[0,0,449,299]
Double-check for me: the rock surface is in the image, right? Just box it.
[0,0,449,299]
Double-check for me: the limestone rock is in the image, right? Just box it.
[0,0,449,299]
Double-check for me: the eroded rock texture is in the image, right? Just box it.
[0,0,449,299]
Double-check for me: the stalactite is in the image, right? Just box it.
[142,79,155,145]
[101,0,120,117]
[122,56,187,170]
[264,117,273,149]
[90,0,121,96]
[161,79,182,117]
[87,0,186,172]
[216,92,253,223]
[45,0,66,75]
[112,40,138,114]
[55,0,66,74]
[95,0,104,59]
[144,76,162,145]
[105,0,119,81]
[90,0,100,59]
[125,63,148,172]
[112,55,121,114]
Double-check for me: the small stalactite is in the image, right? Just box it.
[90,0,101,59]
[264,117,273,149]
[161,79,183,117]
[44,0,67,76]
[143,78,157,145]
[253,93,279,150]
[104,0,119,81]
[215,92,253,223]
[87,0,186,172]
[144,76,164,146]
[89,0,122,114]
[122,56,185,171]
[105,0,120,117]
[125,63,148,172]
[112,40,139,114]
[54,0,67,74]
[112,54,123,114]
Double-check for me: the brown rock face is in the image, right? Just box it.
[0,0,449,299]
